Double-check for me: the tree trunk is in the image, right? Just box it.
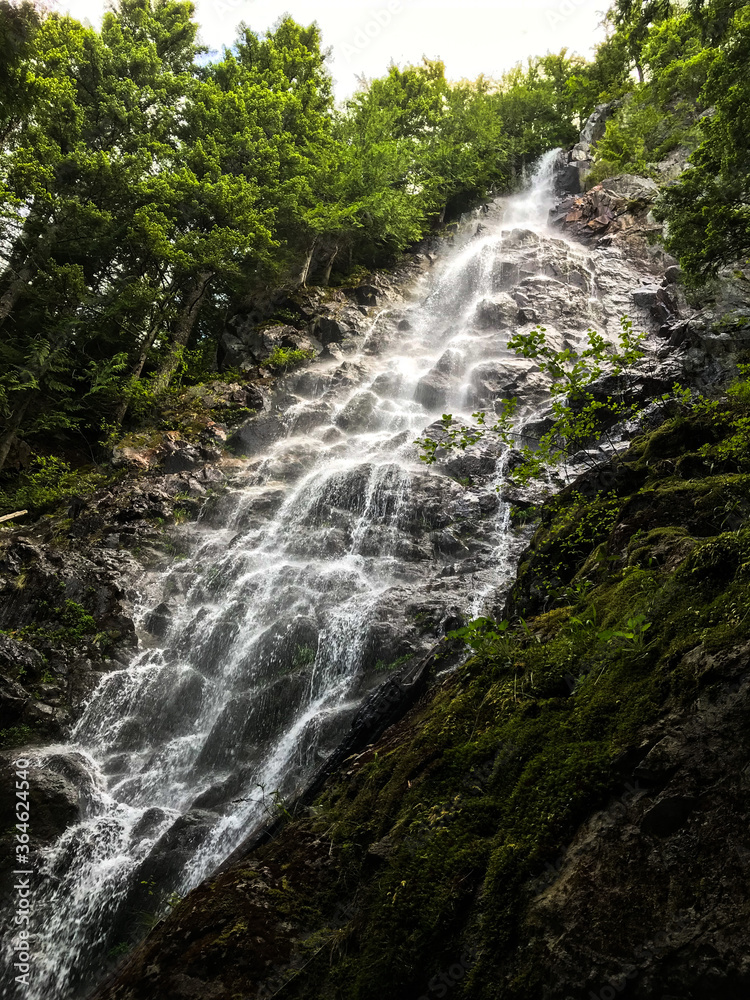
[322,245,339,287]
[0,264,33,326]
[113,321,162,427]
[0,395,31,473]
[153,271,213,393]
[299,239,317,288]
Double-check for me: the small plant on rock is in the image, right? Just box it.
[260,347,315,373]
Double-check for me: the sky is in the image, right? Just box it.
[54,0,609,97]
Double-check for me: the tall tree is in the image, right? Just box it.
[659,0,750,282]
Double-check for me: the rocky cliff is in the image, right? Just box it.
[75,140,750,998]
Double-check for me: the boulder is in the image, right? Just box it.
[471,295,519,330]
[602,174,659,204]
[350,284,380,307]
[144,601,175,639]
[580,101,619,145]
[334,391,380,432]
[221,322,321,367]
[467,358,547,408]
[313,315,351,346]
[0,751,81,842]
[415,350,466,410]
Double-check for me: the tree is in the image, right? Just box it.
[658,0,750,282]
[610,0,675,81]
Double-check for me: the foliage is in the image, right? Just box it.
[3,599,99,646]
[0,1,591,473]
[0,456,114,516]
[657,0,750,281]
[416,317,653,483]
[697,364,750,469]
[575,0,748,284]
[0,724,36,749]
[260,346,316,373]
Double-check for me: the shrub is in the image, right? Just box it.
[260,347,316,373]
[0,457,113,517]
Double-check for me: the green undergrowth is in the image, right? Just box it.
[260,346,316,373]
[240,390,750,1000]
[1,599,105,666]
[0,456,119,519]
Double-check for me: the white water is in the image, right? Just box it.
[2,149,631,999]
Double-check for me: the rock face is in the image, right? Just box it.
[219,258,430,371]
[549,174,660,241]
[555,101,620,194]
[0,748,96,901]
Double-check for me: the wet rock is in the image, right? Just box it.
[443,452,498,479]
[229,410,287,456]
[578,358,685,420]
[313,315,350,346]
[136,809,217,887]
[21,699,68,737]
[430,529,470,559]
[195,672,310,770]
[334,391,380,432]
[130,807,171,843]
[467,358,547,408]
[350,283,380,307]
[238,614,319,683]
[471,295,519,329]
[144,602,175,639]
[416,350,466,410]
[0,751,81,841]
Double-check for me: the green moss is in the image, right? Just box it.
[260,347,316,373]
[0,724,37,749]
[2,599,100,660]
[0,457,118,518]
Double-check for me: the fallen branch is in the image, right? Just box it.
[0,509,28,524]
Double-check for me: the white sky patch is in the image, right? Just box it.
[54,0,608,98]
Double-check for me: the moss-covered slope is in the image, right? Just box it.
[93,398,750,1000]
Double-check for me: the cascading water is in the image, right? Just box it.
[2,149,657,999]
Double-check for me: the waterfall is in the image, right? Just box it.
[1,150,650,999]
